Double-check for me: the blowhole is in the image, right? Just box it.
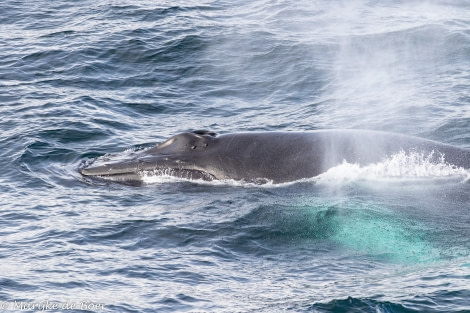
[192,130,217,137]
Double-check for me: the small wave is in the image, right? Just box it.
[316,150,470,185]
[310,297,412,313]
[85,146,144,167]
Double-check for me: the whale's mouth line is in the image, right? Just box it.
[79,165,216,183]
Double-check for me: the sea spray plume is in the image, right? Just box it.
[313,1,467,131]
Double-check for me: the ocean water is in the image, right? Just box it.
[1,0,470,312]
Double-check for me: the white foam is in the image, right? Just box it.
[140,170,278,187]
[316,150,470,185]
[140,172,188,185]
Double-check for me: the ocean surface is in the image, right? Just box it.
[1,0,470,312]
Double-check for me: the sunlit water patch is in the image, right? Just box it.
[317,201,438,264]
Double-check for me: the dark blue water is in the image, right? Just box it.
[1,0,470,312]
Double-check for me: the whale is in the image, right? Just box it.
[79,129,470,184]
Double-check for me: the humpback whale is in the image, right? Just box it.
[79,130,470,184]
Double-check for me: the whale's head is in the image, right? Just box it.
[79,130,219,184]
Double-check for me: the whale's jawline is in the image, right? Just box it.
[80,166,216,185]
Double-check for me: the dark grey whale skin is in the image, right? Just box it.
[79,129,470,184]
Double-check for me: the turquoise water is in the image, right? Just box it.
[1,0,470,312]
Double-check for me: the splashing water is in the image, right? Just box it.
[316,150,470,185]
